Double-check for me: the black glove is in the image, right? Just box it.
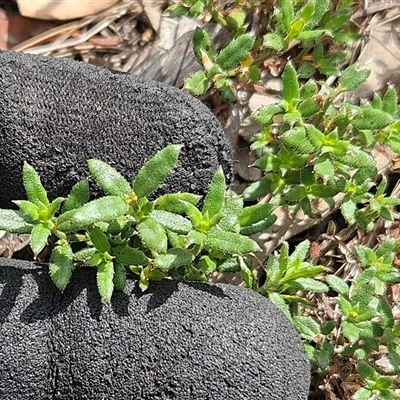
[0,50,232,207]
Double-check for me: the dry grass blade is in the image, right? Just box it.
[13,1,142,55]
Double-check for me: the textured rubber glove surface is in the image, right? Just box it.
[0,50,232,207]
[0,257,310,400]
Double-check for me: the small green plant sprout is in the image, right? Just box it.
[168,0,357,101]
[245,62,400,229]
[0,145,275,303]
[254,238,400,399]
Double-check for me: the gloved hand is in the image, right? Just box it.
[0,50,232,208]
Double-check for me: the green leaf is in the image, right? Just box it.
[291,277,328,292]
[239,203,275,227]
[352,388,374,400]
[357,360,379,381]
[297,30,325,41]
[133,144,181,198]
[310,184,337,198]
[252,103,285,126]
[73,247,98,266]
[150,210,192,234]
[326,274,349,296]
[113,245,149,266]
[218,195,243,232]
[382,84,398,115]
[263,32,285,52]
[0,209,33,233]
[189,0,204,17]
[192,27,216,63]
[267,292,292,321]
[239,256,255,289]
[342,321,360,342]
[306,0,330,29]
[352,108,393,130]
[293,316,321,341]
[164,4,190,18]
[279,0,294,32]
[88,226,110,253]
[215,78,236,103]
[216,34,255,70]
[57,196,129,232]
[283,126,315,152]
[315,159,335,178]
[286,186,307,201]
[341,196,357,225]
[202,167,226,217]
[228,10,246,28]
[216,257,240,273]
[30,223,50,256]
[49,242,74,292]
[22,162,49,207]
[154,248,194,271]
[155,193,201,214]
[88,159,131,196]
[290,240,310,263]
[184,70,211,96]
[48,197,64,218]
[13,200,39,221]
[97,260,114,304]
[63,179,90,212]
[338,64,370,91]
[297,62,315,79]
[282,62,299,103]
[137,217,168,254]
[378,296,394,328]
[180,201,203,229]
[113,261,126,292]
[239,214,277,236]
[206,230,260,255]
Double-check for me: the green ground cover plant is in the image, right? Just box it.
[1,0,400,398]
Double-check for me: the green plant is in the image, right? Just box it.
[0,145,276,303]
[246,62,400,229]
[167,0,357,101]
[248,239,400,399]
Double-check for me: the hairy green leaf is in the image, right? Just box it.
[88,226,110,253]
[113,245,149,266]
[22,162,49,207]
[133,144,181,198]
[184,70,211,95]
[154,248,194,271]
[88,159,131,196]
[63,179,90,212]
[30,223,50,256]
[192,27,216,63]
[382,84,398,115]
[282,62,299,103]
[326,275,349,297]
[151,210,192,234]
[202,167,226,217]
[113,261,126,292]
[216,34,255,70]
[263,32,285,51]
[338,64,370,91]
[293,316,321,341]
[57,196,129,232]
[137,217,168,254]
[206,230,260,254]
[155,193,201,214]
[49,242,74,292]
[13,200,39,221]
[97,260,114,304]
